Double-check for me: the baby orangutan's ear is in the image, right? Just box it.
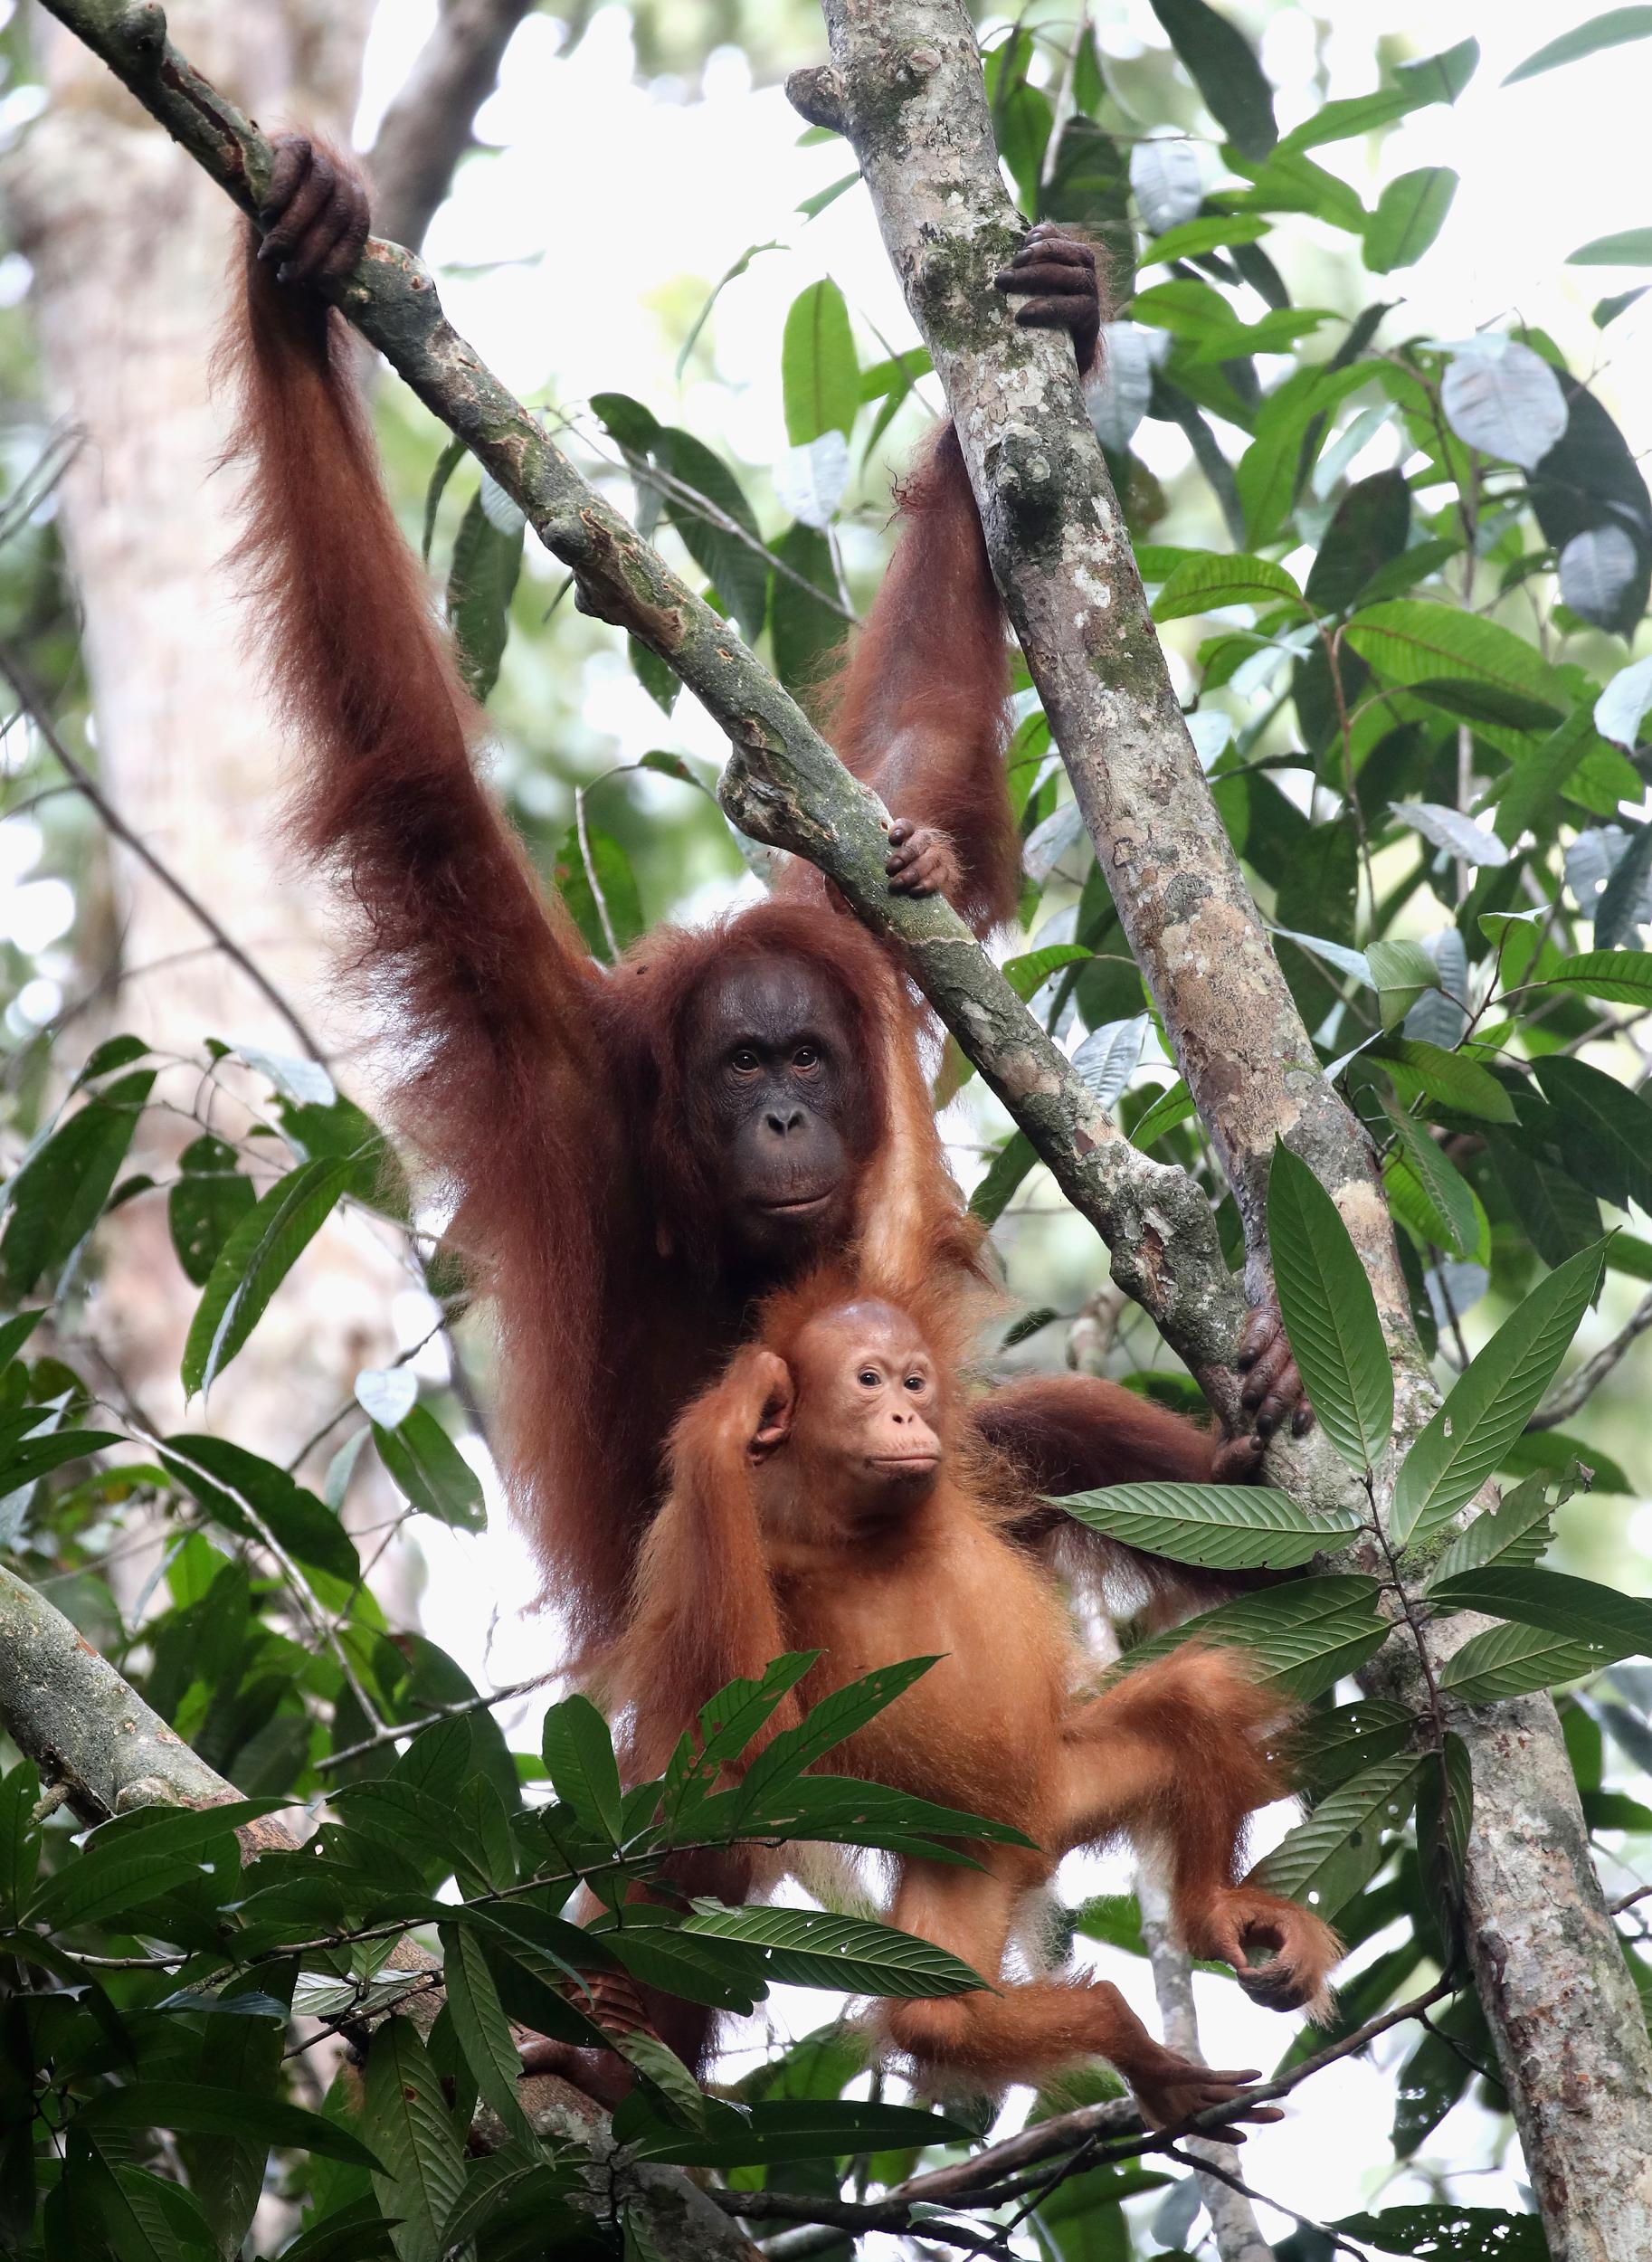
[748,1355,795,1463]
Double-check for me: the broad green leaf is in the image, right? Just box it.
[1569,227,1652,265]
[623,2096,974,2166]
[1129,1083,1195,1150]
[446,485,524,702]
[782,280,859,444]
[30,1848,212,1933]
[1372,1036,1517,1123]
[81,2082,376,2167]
[970,1129,1037,1224]
[652,425,768,644]
[0,1760,40,1921]
[1151,552,1302,621]
[1381,1103,1477,1257]
[541,1694,624,1845]
[178,1959,296,2255]
[770,521,842,697]
[421,431,468,559]
[372,1404,485,1531]
[691,1771,1030,1860]
[1391,1992,1486,2158]
[554,820,645,964]
[1002,943,1090,999]
[363,2020,466,2262]
[0,1426,119,1493]
[1440,1619,1612,1703]
[1391,1242,1606,1543]
[440,1924,535,2142]
[1149,0,1277,157]
[1417,1731,1473,1953]
[1118,1574,1389,1702]
[736,1657,940,1813]
[1054,1480,1361,1569]
[1304,469,1410,613]
[1429,1564,1652,1658]
[1345,599,1567,710]
[181,1157,354,1397]
[1253,1755,1426,1917]
[0,1069,156,1292]
[1143,214,1270,265]
[1267,1143,1393,1470]
[1533,948,1652,1006]
[683,1901,985,1996]
[1495,708,1600,843]
[1533,1055,1652,1212]
[167,1134,257,1288]
[1287,1701,1416,1793]
[1363,167,1457,272]
[0,1308,43,1372]
[1505,7,1652,82]
[1429,1473,1555,1585]
[160,1435,360,1584]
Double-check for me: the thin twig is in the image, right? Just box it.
[1163,2147,1367,2259]
[0,639,326,1060]
[1528,1286,1652,1430]
[315,1670,559,1772]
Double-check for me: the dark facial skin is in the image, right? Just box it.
[688,958,870,1278]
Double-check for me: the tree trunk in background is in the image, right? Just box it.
[11,5,403,1493]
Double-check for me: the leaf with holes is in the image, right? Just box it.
[1119,1575,1389,1702]
[1054,1481,1360,1570]
[1391,1240,1606,1543]
[1288,1702,1416,1794]
[1253,1755,1426,1918]
[1267,1143,1392,1470]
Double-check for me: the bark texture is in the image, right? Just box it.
[807,5,1652,2253]
[366,0,536,253]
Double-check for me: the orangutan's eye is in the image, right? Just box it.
[859,1369,880,1388]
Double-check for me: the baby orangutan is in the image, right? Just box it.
[612,1279,1341,2129]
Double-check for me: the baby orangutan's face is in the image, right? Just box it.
[786,1300,943,1515]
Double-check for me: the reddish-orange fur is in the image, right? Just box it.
[604,1279,1342,2109]
[220,205,1239,1649]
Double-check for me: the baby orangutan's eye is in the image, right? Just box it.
[859,1370,880,1388]
[904,1375,926,1392]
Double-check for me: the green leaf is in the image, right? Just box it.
[1333,2207,1546,2259]
[1151,551,1302,621]
[541,1694,624,1845]
[624,2096,973,2166]
[1495,709,1599,844]
[770,521,843,698]
[1002,943,1090,999]
[782,280,859,443]
[970,1129,1037,1224]
[734,1658,941,1816]
[629,633,679,714]
[1287,1702,1416,1794]
[1569,227,1652,265]
[1440,1618,1612,1702]
[0,1425,119,1493]
[160,1434,360,1584]
[167,1134,256,1288]
[178,1959,296,2254]
[553,819,645,964]
[1507,7,1652,81]
[1429,1473,1556,1584]
[447,485,524,702]
[1391,1241,1606,1543]
[363,2020,466,2262]
[1267,1143,1392,1471]
[1533,1056,1652,1211]
[1253,1755,1426,1918]
[1417,1730,1473,1953]
[0,1760,41,1922]
[683,1901,985,1996]
[440,1924,535,2142]
[1381,1104,1477,1257]
[1430,1564,1652,1659]
[1534,948,1652,1006]
[652,425,768,644]
[1304,469,1410,613]
[1344,598,1567,711]
[1149,0,1277,157]
[1143,214,1270,265]
[0,1069,156,1292]
[0,1308,44,1373]
[1129,1083,1195,1150]
[1371,1035,1517,1123]
[181,1157,354,1398]
[1053,1480,1360,1569]
[371,1404,484,1532]
[30,1847,210,1933]
[1363,166,1457,272]
[1119,1575,1389,1702]
[81,2082,375,2166]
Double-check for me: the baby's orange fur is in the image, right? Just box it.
[608,1276,1341,2123]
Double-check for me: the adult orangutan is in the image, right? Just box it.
[223,136,1305,1642]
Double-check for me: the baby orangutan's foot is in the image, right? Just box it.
[1128,2048,1283,2144]
[1191,1885,1341,2020]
